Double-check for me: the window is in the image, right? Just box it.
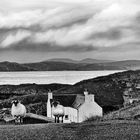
[65,115,69,120]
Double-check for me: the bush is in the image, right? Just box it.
[84,116,103,122]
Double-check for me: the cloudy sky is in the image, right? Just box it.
[0,0,140,63]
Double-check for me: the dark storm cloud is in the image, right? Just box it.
[87,28,122,40]
[46,14,92,30]
[0,25,41,33]
[0,14,91,33]
[136,12,140,22]
[0,39,96,52]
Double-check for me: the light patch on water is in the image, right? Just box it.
[0,71,123,85]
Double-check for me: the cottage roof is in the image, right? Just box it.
[53,93,98,109]
[72,94,85,109]
[50,94,85,109]
[53,95,76,107]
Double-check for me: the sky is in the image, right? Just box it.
[0,0,140,63]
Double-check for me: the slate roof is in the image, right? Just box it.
[72,95,85,109]
[53,94,85,109]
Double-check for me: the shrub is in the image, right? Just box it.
[84,116,103,122]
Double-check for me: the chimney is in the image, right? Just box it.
[84,89,88,96]
[84,89,95,103]
[48,90,53,100]
[47,90,53,117]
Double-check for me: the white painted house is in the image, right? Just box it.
[47,90,103,123]
[78,90,102,122]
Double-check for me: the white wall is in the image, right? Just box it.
[64,107,78,123]
[78,102,102,122]
[47,91,53,117]
[47,99,52,117]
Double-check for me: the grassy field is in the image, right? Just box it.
[1,120,140,140]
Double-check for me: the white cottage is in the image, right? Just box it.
[47,90,103,123]
[77,90,102,122]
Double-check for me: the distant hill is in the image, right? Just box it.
[47,58,113,64]
[104,60,140,70]
[0,60,140,71]
[24,61,81,71]
[79,58,114,64]
[24,61,124,71]
[0,61,35,71]
[46,58,78,63]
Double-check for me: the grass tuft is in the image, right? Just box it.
[84,116,103,122]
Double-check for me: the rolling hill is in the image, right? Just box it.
[102,60,140,70]
[0,59,140,71]
[46,58,114,64]
[0,61,35,71]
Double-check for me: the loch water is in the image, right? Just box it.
[0,71,123,85]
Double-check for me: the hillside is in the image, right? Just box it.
[24,61,81,71]
[0,62,35,71]
[103,60,140,70]
[47,58,114,64]
[79,58,114,64]
[103,103,140,120]
[24,61,125,71]
[23,60,140,71]
[0,83,71,100]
